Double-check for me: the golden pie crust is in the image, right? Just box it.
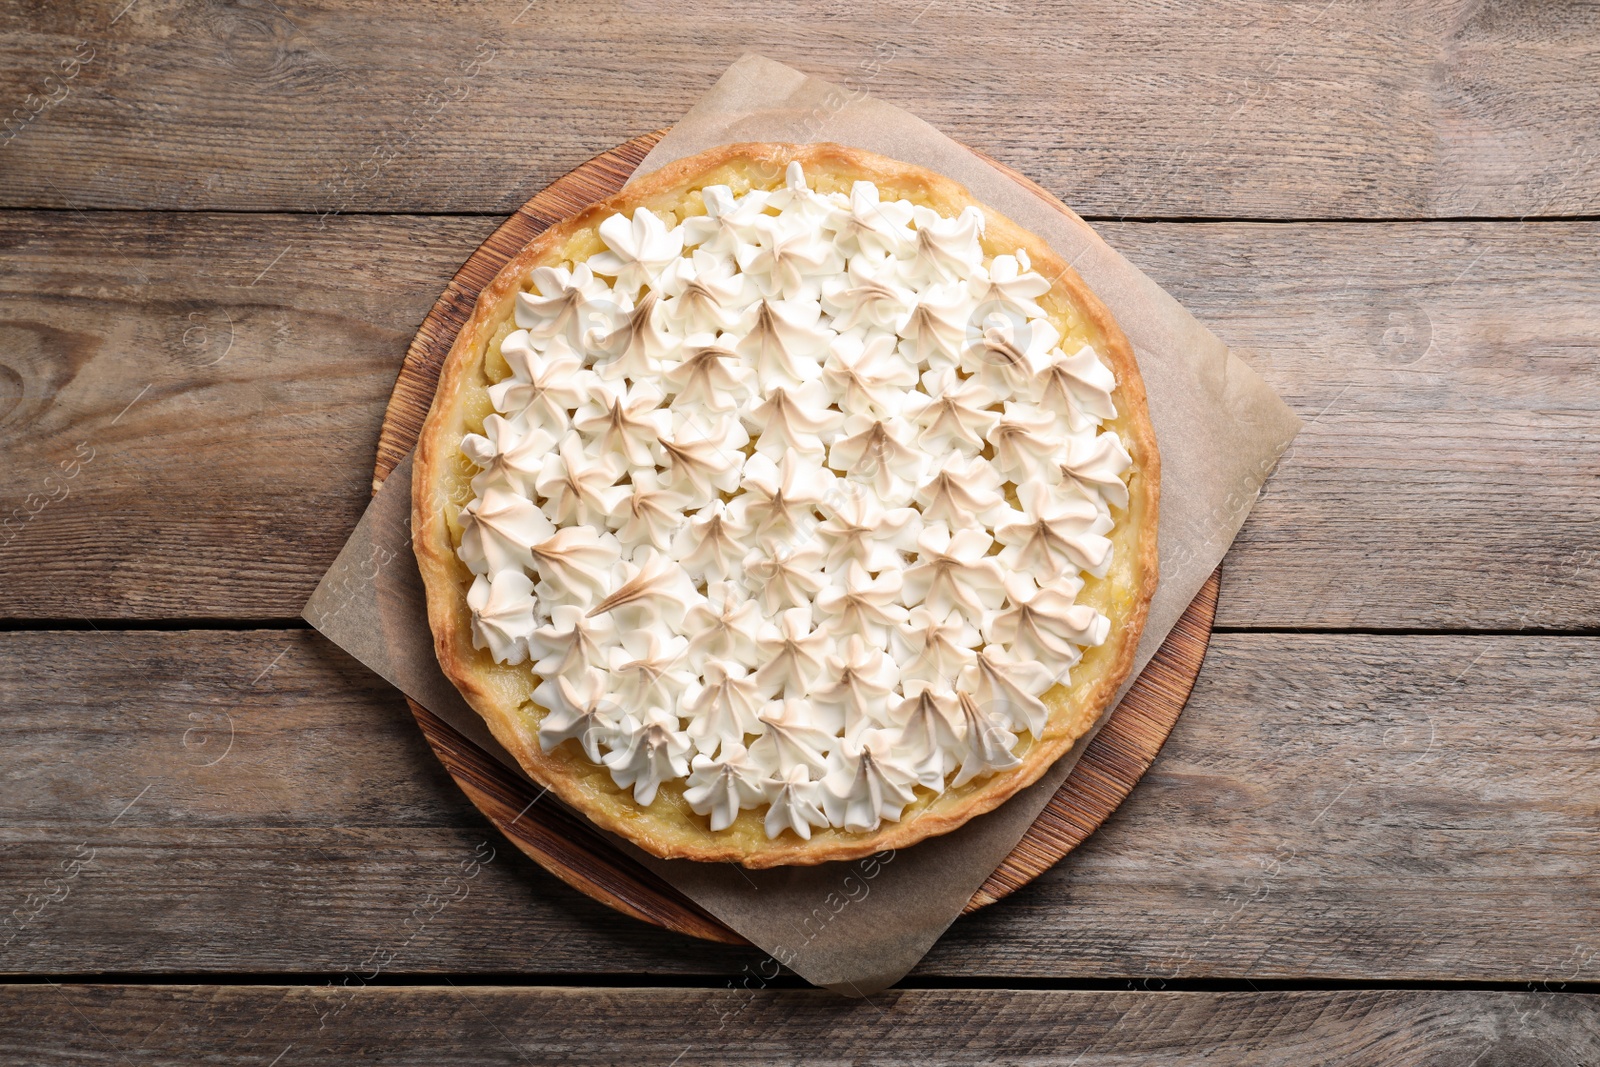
[413,142,1159,867]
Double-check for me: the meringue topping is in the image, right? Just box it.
[828,414,926,504]
[460,414,557,498]
[988,402,1066,484]
[534,433,627,528]
[744,541,827,615]
[987,574,1110,663]
[658,413,748,503]
[684,660,766,757]
[733,448,834,543]
[814,562,909,648]
[529,606,619,681]
[823,730,919,833]
[909,205,985,284]
[458,486,554,576]
[529,525,621,606]
[737,213,844,298]
[663,340,754,413]
[536,668,621,763]
[681,581,763,669]
[603,706,691,806]
[683,185,771,256]
[590,208,684,298]
[516,264,608,347]
[673,500,751,582]
[821,258,915,334]
[890,685,963,789]
[894,606,981,688]
[1036,343,1119,432]
[466,571,538,665]
[968,250,1051,319]
[834,181,916,258]
[453,162,1130,838]
[610,470,688,553]
[897,286,969,370]
[766,161,844,226]
[753,608,830,698]
[814,483,922,574]
[488,335,590,436]
[659,251,746,334]
[962,315,1056,395]
[821,330,917,416]
[960,644,1059,738]
[994,479,1115,581]
[586,549,699,631]
[950,690,1024,787]
[737,297,833,387]
[743,382,841,460]
[901,524,1007,621]
[812,633,900,737]
[1061,431,1134,512]
[903,368,999,453]
[572,380,667,467]
[763,765,830,840]
[685,741,767,831]
[607,631,693,715]
[750,699,835,777]
[913,452,1007,530]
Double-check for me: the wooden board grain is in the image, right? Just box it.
[3,985,1596,1066]
[3,1,1598,220]
[375,133,1216,939]
[2,214,1596,627]
[2,631,1595,979]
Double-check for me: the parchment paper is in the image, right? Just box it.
[304,54,1300,996]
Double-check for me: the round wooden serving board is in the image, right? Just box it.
[375,131,1220,945]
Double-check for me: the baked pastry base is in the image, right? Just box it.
[413,141,1159,867]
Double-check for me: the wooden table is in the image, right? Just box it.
[2,2,1597,1062]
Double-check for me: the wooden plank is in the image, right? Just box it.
[0,632,757,977]
[935,632,1600,982]
[0,212,497,621]
[1,0,1597,218]
[1113,219,1600,630]
[2,212,1596,627]
[0,985,1595,1065]
[2,630,1596,981]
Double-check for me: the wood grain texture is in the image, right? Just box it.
[0,0,1591,1031]
[2,213,1594,626]
[3,630,1595,981]
[0,210,499,620]
[2,1,1597,219]
[1137,220,1600,631]
[2,985,1596,1066]
[376,132,1213,937]
[0,630,761,977]
[373,132,659,487]
[409,701,743,945]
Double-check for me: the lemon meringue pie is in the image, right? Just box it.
[414,143,1158,867]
